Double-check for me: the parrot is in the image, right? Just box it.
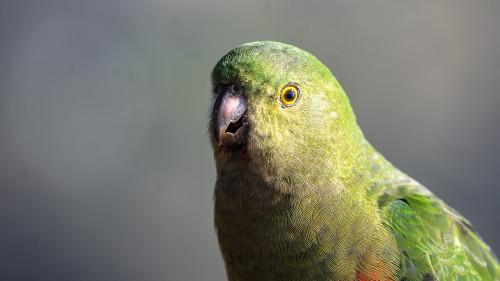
[209,41,500,281]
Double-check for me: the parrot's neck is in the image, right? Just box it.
[214,143,400,281]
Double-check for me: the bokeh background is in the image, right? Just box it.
[1,0,500,280]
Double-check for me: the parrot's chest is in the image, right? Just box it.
[215,194,327,280]
[214,180,394,281]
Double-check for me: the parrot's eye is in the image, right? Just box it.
[280,84,300,106]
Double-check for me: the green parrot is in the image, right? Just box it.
[209,41,500,281]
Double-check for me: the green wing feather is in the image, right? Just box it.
[380,178,500,280]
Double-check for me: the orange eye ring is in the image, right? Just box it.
[280,84,300,106]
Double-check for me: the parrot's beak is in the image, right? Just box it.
[212,84,248,149]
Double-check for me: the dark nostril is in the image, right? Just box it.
[231,84,240,93]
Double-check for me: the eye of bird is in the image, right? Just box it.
[280,84,300,106]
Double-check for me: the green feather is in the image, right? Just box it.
[381,177,499,280]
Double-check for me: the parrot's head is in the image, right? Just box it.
[210,41,364,180]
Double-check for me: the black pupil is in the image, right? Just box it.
[285,89,296,101]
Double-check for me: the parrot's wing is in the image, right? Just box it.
[380,178,500,281]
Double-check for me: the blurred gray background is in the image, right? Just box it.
[1,0,499,280]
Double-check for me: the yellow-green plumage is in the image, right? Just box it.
[209,41,500,281]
